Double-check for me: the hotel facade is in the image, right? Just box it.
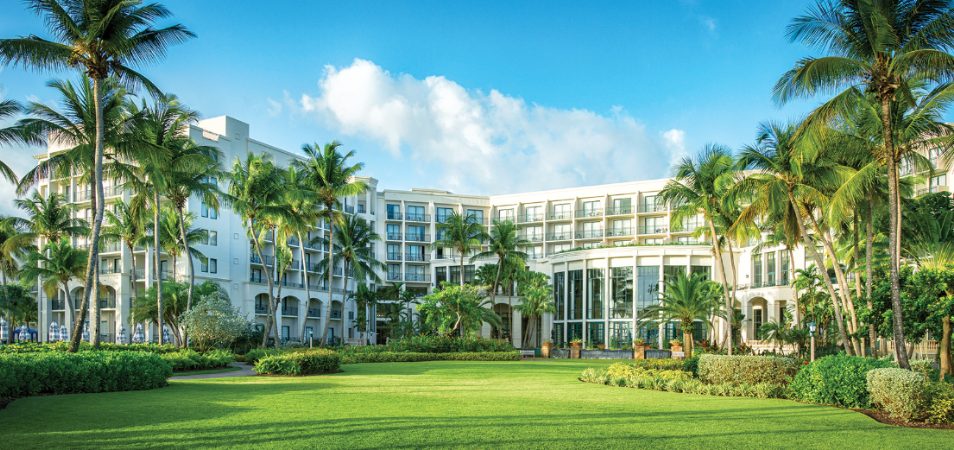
[32,116,953,349]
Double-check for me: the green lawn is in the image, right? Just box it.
[1,360,951,448]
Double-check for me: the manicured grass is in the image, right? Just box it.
[1,359,951,448]
[171,366,243,377]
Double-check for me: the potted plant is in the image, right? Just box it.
[632,338,647,359]
[569,338,583,359]
[541,340,553,358]
[669,338,684,357]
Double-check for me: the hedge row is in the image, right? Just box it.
[0,351,171,400]
[340,351,520,364]
[790,354,893,408]
[253,349,340,376]
[160,349,234,372]
[867,368,954,424]
[580,366,787,399]
[697,354,798,386]
[0,342,181,354]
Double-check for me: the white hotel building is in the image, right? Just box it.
[33,116,953,348]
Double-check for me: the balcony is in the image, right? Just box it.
[250,254,274,265]
[575,209,603,219]
[405,233,430,243]
[386,211,403,220]
[606,206,633,216]
[281,305,299,316]
[405,252,429,262]
[331,310,342,319]
[100,242,121,253]
[255,304,268,315]
[387,272,403,281]
[917,185,950,196]
[639,203,668,213]
[51,299,66,311]
[404,273,431,282]
[98,297,116,309]
[606,227,634,237]
[518,213,544,223]
[575,230,604,239]
[547,232,572,241]
[99,266,120,275]
[548,211,573,221]
[386,252,402,262]
[281,279,304,289]
[249,276,266,285]
[405,213,430,222]
[520,234,544,243]
[307,308,321,318]
[386,233,403,241]
[638,225,669,234]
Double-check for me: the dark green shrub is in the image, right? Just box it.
[253,349,340,375]
[384,336,513,353]
[697,354,798,386]
[924,381,954,424]
[790,354,893,408]
[0,351,170,400]
[244,348,284,365]
[159,349,235,371]
[683,354,701,375]
[866,368,927,421]
[340,351,519,364]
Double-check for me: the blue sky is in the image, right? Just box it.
[2,1,854,198]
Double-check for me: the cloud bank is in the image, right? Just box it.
[295,59,686,194]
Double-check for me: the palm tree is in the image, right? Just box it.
[639,271,724,358]
[515,271,555,348]
[15,191,87,244]
[906,209,954,378]
[0,0,193,352]
[437,211,485,288]
[775,0,954,368]
[227,153,285,347]
[660,145,738,353]
[316,214,383,343]
[0,284,36,342]
[471,219,528,344]
[102,202,144,297]
[19,239,86,328]
[279,166,321,341]
[0,99,23,183]
[0,216,31,284]
[295,142,366,344]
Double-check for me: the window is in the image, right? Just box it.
[611,197,632,214]
[437,207,454,223]
[387,264,401,281]
[449,265,475,284]
[569,270,583,320]
[567,322,583,342]
[551,243,571,253]
[201,258,218,274]
[587,268,604,319]
[663,266,684,290]
[553,272,565,321]
[406,225,426,241]
[406,205,425,221]
[406,245,425,262]
[550,223,571,239]
[387,244,401,261]
[636,266,659,313]
[611,267,633,319]
[780,252,790,285]
[386,224,401,240]
[766,251,777,286]
[642,195,660,212]
[581,200,601,216]
[587,322,605,347]
[497,208,514,221]
[435,267,448,285]
[386,204,401,220]
[207,230,218,246]
[754,308,764,337]
[524,205,542,221]
[640,216,668,234]
[466,209,484,224]
[551,203,571,219]
[690,265,710,280]
[609,219,631,236]
[681,214,704,231]
[525,226,543,241]
[609,322,633,349]
[200,201,218,219]
[552,323,565,346]
[527,246,542,259]
[930,174,947,192]
[752,254,763,287]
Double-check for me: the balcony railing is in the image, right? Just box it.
[387,272,403,281]
[917,185,950,196]
[519,213,544,223]
[638,225,669,234]
[249,276,266,285]
[548,211,573,220]
[405,252,429,262]
[606,228,634,237]
[575,209,603,218]
[51,299,66,310]
[386,211,403,220]
[639,203,668,213]
[520,234,544,243]
[386,252,402,261]
[386,233,402,241]
[281,305,299,316]
[282,279,304,288]
[98,297,116,309]
[404,273,431,282]
[331,310,342,319]
[606,206,633,215]
[575,230,604,239]
[255,304,268,314]
[307,308,321,318]
[250,254,274,265]
[405,213,430,222]
[405,233,430,242]
[547,232,572,241]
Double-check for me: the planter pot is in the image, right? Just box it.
[541,342,552,358]
[597,344,606,350]
[570,342,582,359]
[670,343,684,357]
[633,344,647,360]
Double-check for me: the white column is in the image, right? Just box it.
[512,308,523,348]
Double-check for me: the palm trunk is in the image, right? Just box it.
[320,218,335,345]
[706,220,733,354]
[491,258,506,343]
[725,237,740,347]
[251,225,277,348]
[89,180,101,347]
[297,231,311,341]
[788,247,799,324]
[275,267,285,346]
[175,207,194,347]
[808,214,860,354]
[789,191,852,354]
[153,191,163,345]
[940,314,952,380]
[459,251,466,287]
[69,78,105,353]
[881,95,909,369]
[865,194,877,357]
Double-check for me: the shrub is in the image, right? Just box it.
[924,381,954,425]
[867,368,927,421]
[579,365,787,399]
[629,359,686,371]
[159,349,235,371]
[790,354,893,408]
[253,349,340,375]
[181,296,252,351]
[340,351,519,364]
[697,354,798,386]
[0,342,180,354]
[384,336,513,353]
[0,351,170,401]
[910,359,939,381]
[683,354,701,375]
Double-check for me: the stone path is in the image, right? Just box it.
[170,362,255,380]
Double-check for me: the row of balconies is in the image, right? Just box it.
[254,303,341,319]
[386,272,431,283]
[508,204,669,224]
[50,297,116,311]
[385,252,431,262]
[385,232,431,242]
[385,211,489,225]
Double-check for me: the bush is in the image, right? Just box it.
[629,359,686,371]
[924,381,954,425]
[340,351,519,364]
[697,354,798,386]
[579,365,787,399]
[0,342,180,354]
[867,368,927,421]
[910,359,939,381]
[0,351,170,401]
[790,354,893,408]
[384,336,513,353]
[159,349,235,371]
[253,349,340,375]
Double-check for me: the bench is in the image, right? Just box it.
[519,349,535,359]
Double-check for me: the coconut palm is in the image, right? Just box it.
[102,202,144,296]
[0,216,31,284]
[515,271,555,348]
[437,211,485,287]
[227,153,285,347]
[660,145,739,353]
[638,271,724,358]
[775,0,954,368]
[0,99,23,183]
[295,141,366,344]
[19,239,85,325]
[471,220,528,344]
[0,0,193,351]
[278,166,321,341]
[15,191,87,244]
[0,284,36,342]
[906,208,954,377]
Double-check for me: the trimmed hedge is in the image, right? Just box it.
[580,365,787,399]
[383,336,513,353]
[0,351,171,401]
[253,349,340,376]
[790,354,893,408]
[340,351,520,364]
[924,381,954,424]
[866,368,927,422]
[160,349,235,372]
[629,359,687,371]
[697,354,798,386]
[0,342,182,354]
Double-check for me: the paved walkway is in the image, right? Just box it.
[170,362,255,380]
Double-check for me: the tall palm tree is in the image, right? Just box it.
[102,202,144,297]
[0,217,31,285]
[295,141,366,344]
[315,214,383,343]
[15,191,87,244]
[0,99,23,183]
[227,153,285,347]
[19,239,86,326]
[279,166,321,341]
[0,0,193,352]
[906,209,954,377]
[638,271,724,358]
[660,145,738,353]
[515,271,555,348]
[733,122,856,353]
[437,211,485,287]
[775,0,954,368]
[471,219,528,345]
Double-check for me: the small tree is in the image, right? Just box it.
[418,283,500,337]
[181,295,250,352]
[639,272,724,357]
[515,271,554,348]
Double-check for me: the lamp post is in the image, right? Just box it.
[808,321,816,362]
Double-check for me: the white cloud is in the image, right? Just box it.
[662,128,688,167]
[296,59,687,194]
[699,16,717,32]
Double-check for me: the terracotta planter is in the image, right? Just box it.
[670,343,684,357]
[570,342,582,359]
[597,344,606,350]
[541,342,552,358]
[633,344,647,360]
